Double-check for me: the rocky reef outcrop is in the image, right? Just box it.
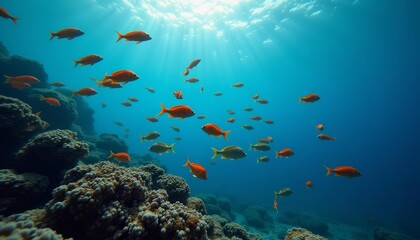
[373,227,413,240]
[284,227,327,240]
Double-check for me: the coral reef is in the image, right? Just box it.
[157,174,190,204]
[279,211,330,237]
[0,210,67,240]
[223,222,262,240]
[199,194,233,221]
[16,129,89,184]
[187,197,207,215]
[243,205,273,228]
[284,227,327,240]
[373,227,413,240]
[0,169,49,215]
[140,164,165,189]
[0,95,44,167]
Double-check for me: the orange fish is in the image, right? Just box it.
[71,87,97,97]
[40,95,61,106]
[325,166,361,178]
[8,82,31,90]
[107,151,130,162]
[101,70,139,84]
[232,82,244,88]
[183,68,189,76]
[256,99,268,104]
[201,123,231,141]
[128,97,138,102]
[299,93,320,103]
[157,103,195,119]
[173,90,183,99]
[74,54,103,67]
[273,199,279,213]
[275,148,294,158]
[305,181,313,188]
[121,101,132,107]
[317,134,336,141]
[250,116,262,121]
[226,118,235,123]
[4,75,40,85]
[185,77,199,83]
[94,79,122,88]
[116,30,152,44]
[146,116,158,122]
[315,124,324,131]
[50,28,84,40]
[51,82,65,87]
[0,6,19,24]
[183,157,207,180]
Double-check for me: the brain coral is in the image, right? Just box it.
[157,173,190,204]
[44,162,208,240]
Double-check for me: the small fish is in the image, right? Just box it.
[183,68,189,76]
[232,82,244,88]
[273,199,279,212]
[74,54,103,68]
[128,97,138,102]
[124,128,129,132]
[51,82,65,87]
[183,157,208,180]
[325,166,361,178]
[226,110,235,115]
[157,103,195,119]
[259,136,273,144]
[252,94,259,100]
[211,146,246,160]
[175,136,182,141]
[173,90,183,99]
[242,124,253,130]
[213,92,223,96]
[71,87,97,97]
[146,87,155,93]
[146,116,158,122]
[116,30,151,44]
[263,119,274,124]
[257,156,270,163]
[101,70,139,84]
[256,99,268,104]
[317,134,336,141]
[123,133,129,138]
[305,181,313,188]
[197,115,206,119]
[250,143,271,151]
[50,28,84,40]
[107,151,130,162]
[114,121,123,126]
[299,94,320,103]
[149,142,175,155]
[250,116,262,121]
[185,77,199,83]
[186,58,201,69]
[244,107,253,112]
[274,187,293,197]
[226,118,235,123]
[202,123,231,141]
[140,131,160,142]
[93,79,122,88]
[315,124,324,131]
[121,101,132,107]
[200,85,204,93]
[4,75,40,85]
[171,126,180,132]
[0,6,19,24]
[275,148,294,158]
[101,102,107,108]
[40,95,60,106]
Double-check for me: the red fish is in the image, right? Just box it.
[273,199,279,213]
[201,123,231,141]
[275,148,294,158]
[50,28,84,40]
[317,134,336,141]
[71,88,97,97]
[107,151,130,162]
[94,79,122,88]
[4,75,40,85]
[173,90,183,99]
[40,95,60,106]
[116,30,151,44]
[0,6,19,24]
[305,181,313,188]
[74,54,103,67]
[183,157,207,180]
[157,103,195,119]
[299,93,320,103]
[101,70,139,84]
[325,166,361,178]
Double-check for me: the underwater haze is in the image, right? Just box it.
[1,0,420,239]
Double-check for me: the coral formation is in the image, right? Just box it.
[199,194,233,221]
[16,129,89,183]
[243,205,273,228]
[187,197,207,215]
[0,169,49,215]
[140,163,165,189]
[373,227,412,240]
[284,227,327,240]
[223,222,262,240]
[157,174,190,204]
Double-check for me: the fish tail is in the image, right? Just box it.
[116,31,124,42]
[11,17,20,25]
[275,151,279,159]
[3,75,11,83]
[157,103,167,116]
[140,135,144,142]
[325,165,333,176]
[71,91,77,97]
[298,97,302,104]
[222,130,231,141]
[49,32,56,41]
[249,144,253,150]
[73,60,79,68]
[183,156,191,167]
[211,147,220,159]
[107,151,114,159]
[39,95,45,101]
[169,143,175,153]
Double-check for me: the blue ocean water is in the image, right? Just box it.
[1,0,419,238]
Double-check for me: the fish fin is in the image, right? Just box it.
[71,91,77,97]
[73,60,79,68]
[298,97,302,104]
[335,173,340,176]
[168,115,175,118]
[123,81,128,85]
[169,143,175,153]
[11,17,20,25]
[39,95,45,101]
[222,130,231,141]
[140,135,144,142]
[49,32,56,41]
[210,147,220,159]
[275,151,279,159]
[135,41,141,44]
[325,165,333,176]
[116,31,124,42]
[249,143,253,150]
[221,156,227,159]
[107,151,114,159]
[332,137,336,141]
[183,156,191,167]
[193,175,197,178]
[157,103,167,116]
